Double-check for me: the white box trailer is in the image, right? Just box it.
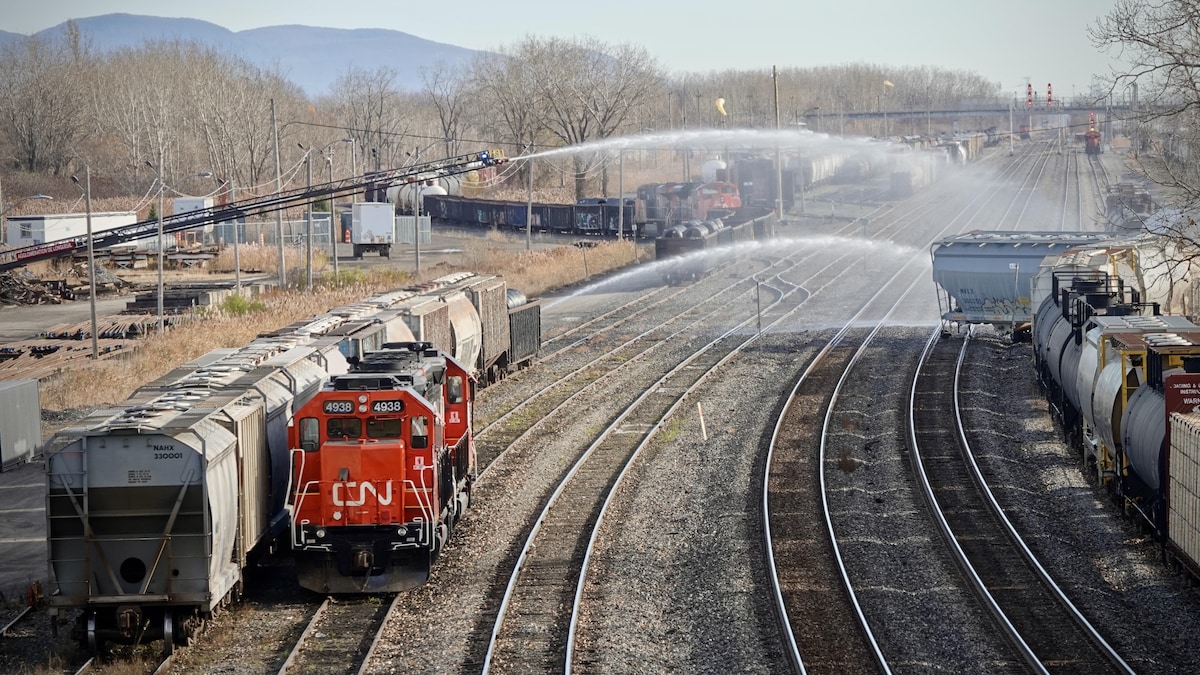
[351,202,394,258]
[7,211,137,247]
[0,380,41,470]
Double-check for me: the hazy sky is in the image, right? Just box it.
[5,1,1125,97]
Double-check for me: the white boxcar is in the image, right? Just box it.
[1169,411,1200,579]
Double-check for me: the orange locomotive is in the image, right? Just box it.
[287,341,476,593]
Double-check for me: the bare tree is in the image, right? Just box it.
[1093,1,1200,208]
[421,61,469,158]
[330,66,413,171]
[478,36,663,199]
[0,24,93,174]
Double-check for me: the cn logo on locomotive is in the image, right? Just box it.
[331,481,394,507]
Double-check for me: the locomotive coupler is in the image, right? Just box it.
[353,548,375,572]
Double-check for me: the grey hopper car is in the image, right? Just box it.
[47,346,330,653]
[931,231,1120,334]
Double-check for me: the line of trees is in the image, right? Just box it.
[0,20,1011,205]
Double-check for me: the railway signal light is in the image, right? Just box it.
[1027,83,1033,107]
[1089,111,1096,130]
[1047,83,1052,106]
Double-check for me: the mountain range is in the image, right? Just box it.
[0,13,481,95]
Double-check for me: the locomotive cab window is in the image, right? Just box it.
[411,416,429,449]
[299,418,320,451]
[327,417,362,439]
[448,375,464,404]
[366,417,402,439]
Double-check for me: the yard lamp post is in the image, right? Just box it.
[342,137,357,199]
[297,143,314,289]
[70,170,98,359]
[145,153,166,334]
[617,149,624,240]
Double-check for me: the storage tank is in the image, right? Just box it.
[1092,356,1132,469]
[701,157,727,183]
[1060,332,1085,413]
[1081,316,1198,450]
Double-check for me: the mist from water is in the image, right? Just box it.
[524,128,895,161]
[544,233,924,309]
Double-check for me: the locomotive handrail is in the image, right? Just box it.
[288,448,308,549]
[404,474,435,547]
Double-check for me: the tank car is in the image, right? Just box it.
[1031,261,1200,581]
[654,221,720,284]
[288,341,475,593]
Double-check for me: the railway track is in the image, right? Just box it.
[558,152,1048,667]
[761,141,1094,672]
[482,234,905,672]
[908,329,1132,674]
[75,139,1132,667]
[763,324,883,673]
[278,594,398,675]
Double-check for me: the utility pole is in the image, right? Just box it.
[148,147,166,334]
[525,146,534,251]
[301,145,313,289]
[413,146,421,276]
[617,150,624,240]
[773,65,784,221]
[84,167,98,359]
[271,98,286,287]
[229,178,240,290]
[71,169,99,359]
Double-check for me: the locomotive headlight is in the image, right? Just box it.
[332,511,342,521]
[358,404,367,413]
[316,528,327,539]
[397,526,407,537]
[358,395,368,403]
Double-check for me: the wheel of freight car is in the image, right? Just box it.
[163,612,176,655]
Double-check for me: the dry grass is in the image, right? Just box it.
[40,238,643,410]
